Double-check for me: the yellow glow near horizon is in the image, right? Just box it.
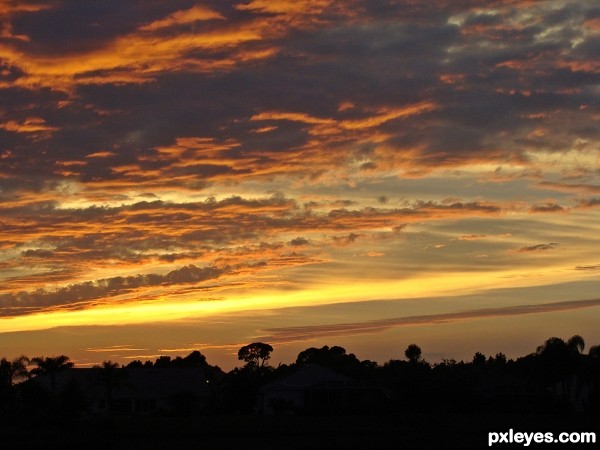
[2,262,595,334]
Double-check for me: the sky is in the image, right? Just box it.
[0,0,599,369]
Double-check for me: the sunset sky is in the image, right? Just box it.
[1,0,599,369]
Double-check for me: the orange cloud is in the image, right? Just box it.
[86,151,118,158]
[0,1,52,41]
[234,0,358,27]
[2,14,268,92]
[138,5,224,31]
[557,60,600,74]
[341,102,438,130]
[236,0,332,14]
[251,101,437,133]
[0,1,52,14]
[0,117,57,133]
[0,0,357,94]
[584,17,600,31]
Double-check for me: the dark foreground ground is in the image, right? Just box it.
[2,412,600,449]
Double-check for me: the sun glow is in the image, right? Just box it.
[2,260,594,335]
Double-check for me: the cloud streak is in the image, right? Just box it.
[258,298,600,344]
[516,243,559,253]
[0,264,227,316]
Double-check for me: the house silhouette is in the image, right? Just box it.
[31,367,210,415]
[259,364,389,414]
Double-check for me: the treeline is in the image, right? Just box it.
[2,335,600,416]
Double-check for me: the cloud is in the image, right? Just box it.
[516,243,559,253]
[250,101,438,133]
[455,233,512,241]
[0,264,227,317]
[529,203,565,213]
[21,249,54,258]
[0,0,596,194]
[392,224,408,233]
[537,182,600,195]
[86,151,117,158]
[289,237,310,246]
[456,234,488,241]
[138,5,224,32]
[0,187,516,316]
[576,198,600,209]
[332,232,361,246]
[85,345,148,353]
[0,117,57,133]
[1,0,599,338]
[574,265,600,271]
[257,297,600,344]
[0,197,506,255]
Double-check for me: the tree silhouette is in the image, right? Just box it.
[238,342,273,369]
[153,355,172,368]
[221,345,275,413]
[6,335,600,416]
[93,360,129,412]
[536,337,566,356]
[0,355,30,387]
[125,359,144,368]
[0,355,30,413]
[536,335,585,357]
[295,345,367,378]
[534,335,586,403]
[472,352,486,366]
[30,355,74,396]
[405,344,422,364]
[567,335,585,355]
[493,353,507,366]
[182,350,208,367]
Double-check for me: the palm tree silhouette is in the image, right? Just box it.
[0,355,30,413]
[536,335,585,356]
[0,355,30,386]
[567,335,585,355]
[30,355,74,396]
[535,335,585,403]
[93,361,130,412]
